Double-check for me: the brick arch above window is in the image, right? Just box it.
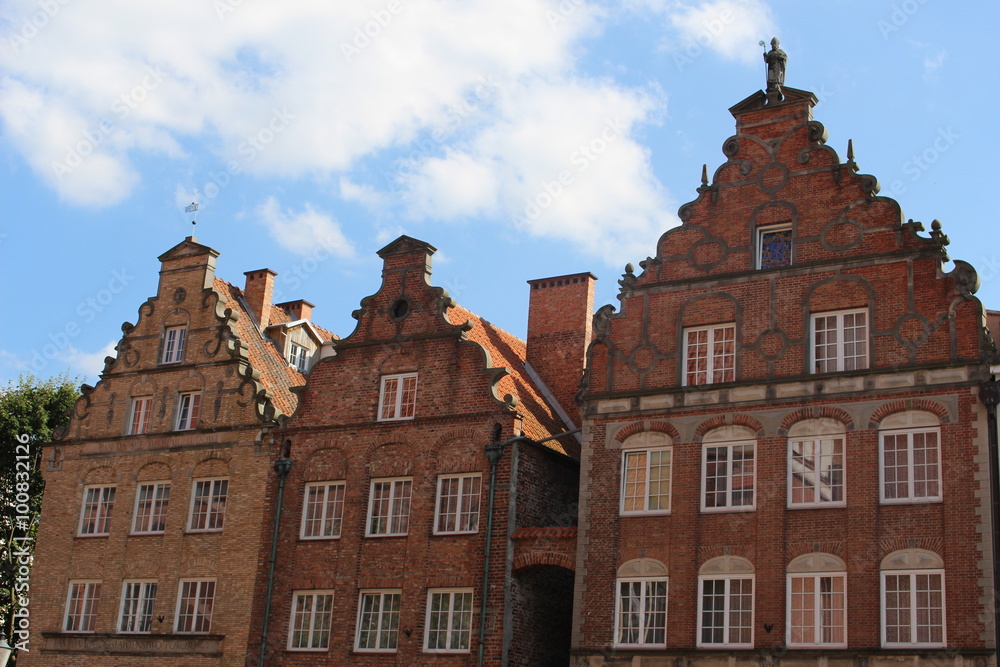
[787,552,846,573]
[128,377,156,398]
[191,455,231,478]
[134,460,173,482]
[302,446,349,482]
[780,407,854,433]
[161,308,191,328]
[870,401,950,427]
[678,293,740,329]
[696,419,762,441]
[366,439,415,478]
[881,548,944,570]
[803,276,875,313]
[83,465,117,485]
[176,372,206,394]
[614,421,679,444]
[785,417,847,439]
[618,558,668,578]
[699,555,754,575]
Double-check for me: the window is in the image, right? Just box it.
[701,426,756,512]
[127,397,153,435]
[356,590,402,652]
[614,559,668,648]
[132,482,170,533]
[812,309,868,373]
[434,474,481,534]
[78,485,116,536]
[620,432,672,515]
[289,342,311,373]
[757,223,792,269]
[288,590,335,650]
[175,392,201,430]
[425,589,474,652]
[118,581,157,633]
[64,581,101,632]
[879,411,942,504]
[300,481,345,539]
[175,579,216,633]
[188,478,228,531]
[161,326,187,364]
[786,553,847,647]
[881,549,945,647]
[378,372,417,421]
[683,324,735,386]
[367,477,412,536]
[697,556,754,648]
[787,419,846,508]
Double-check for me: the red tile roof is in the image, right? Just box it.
[447,304,578,458]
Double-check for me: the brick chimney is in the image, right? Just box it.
[526,272,597,426]
[243,269,277,330]
[276,299,314,322]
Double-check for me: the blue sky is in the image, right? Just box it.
[1,0,997,387]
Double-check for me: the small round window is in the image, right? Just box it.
[391,299,409,319]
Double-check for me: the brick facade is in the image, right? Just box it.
[570,83,998,665]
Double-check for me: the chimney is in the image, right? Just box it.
[526,272,597,427]
[276,299,314,322]
[243,269,278,330]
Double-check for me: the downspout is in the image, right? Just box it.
[979,379,1000,656]
[258,457,292,667]
[477,430,581,667]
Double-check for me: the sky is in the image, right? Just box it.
[1,0,998,388]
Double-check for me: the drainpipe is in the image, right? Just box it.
[979,380,1000,657]
[477,429,580,667]
[259,457,292,667]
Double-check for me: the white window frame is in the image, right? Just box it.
[366,477,412,537]
[696,575,755,648]
[881,570,946,648]
[787,435,845,509]
[289,342,311,373]
[811,308,868,373]
[78,485,116,536]
[161,326,187,364]
[300,481,346,539]
[879,427,942,504]
[786,572,847,648]
[174,578,216,634]
[132,481,170,534]
[434,474,482,535]
[64,580,102,632]
[701,439,756,512]
[620,446,672,516]
[288,590,335,651]
[175,392,201,431]
[377,372,418,421]
[613,577,668,648]
[118,580,158,634]
[682,323,736,386]
[756,223,792,269]
[127,397,153,435]
[355,589,402,652]
[424,588,474,653]
[187,478,228,532]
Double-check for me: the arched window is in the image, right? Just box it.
[614,559,668,648]
[697,555,754,648]
[701,426,756,512]
[620,432,672,516]
[878,411,941,504]
[786,553,847,647]
[880,549,945,647]
[787,419,846,508]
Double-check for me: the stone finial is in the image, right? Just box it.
[763,37,787,102]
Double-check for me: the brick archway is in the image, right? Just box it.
[511,527,577,572]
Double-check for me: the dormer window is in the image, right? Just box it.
[161,326,187,364]
[757,224,792,269]
[289,342,311,373]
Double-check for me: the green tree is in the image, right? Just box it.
[1,374,79,664]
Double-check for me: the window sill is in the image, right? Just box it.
[75,533,110,539]
[620,510,672,517]
[129,531,166,536]
[299,535,342,541]
[185,529,224,534]
[879,498,943,506]
[787,503,846,510]
[700,506,755,513]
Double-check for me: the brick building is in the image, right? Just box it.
[246,236,583,666]
[21,237,333,666]
[570,54,998,664]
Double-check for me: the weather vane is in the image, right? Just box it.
[185,191,200,229]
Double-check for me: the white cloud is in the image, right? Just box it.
[257,197,355,258]
[61,341,119,383]
[339,177,387,208]
[669,0,777,64]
